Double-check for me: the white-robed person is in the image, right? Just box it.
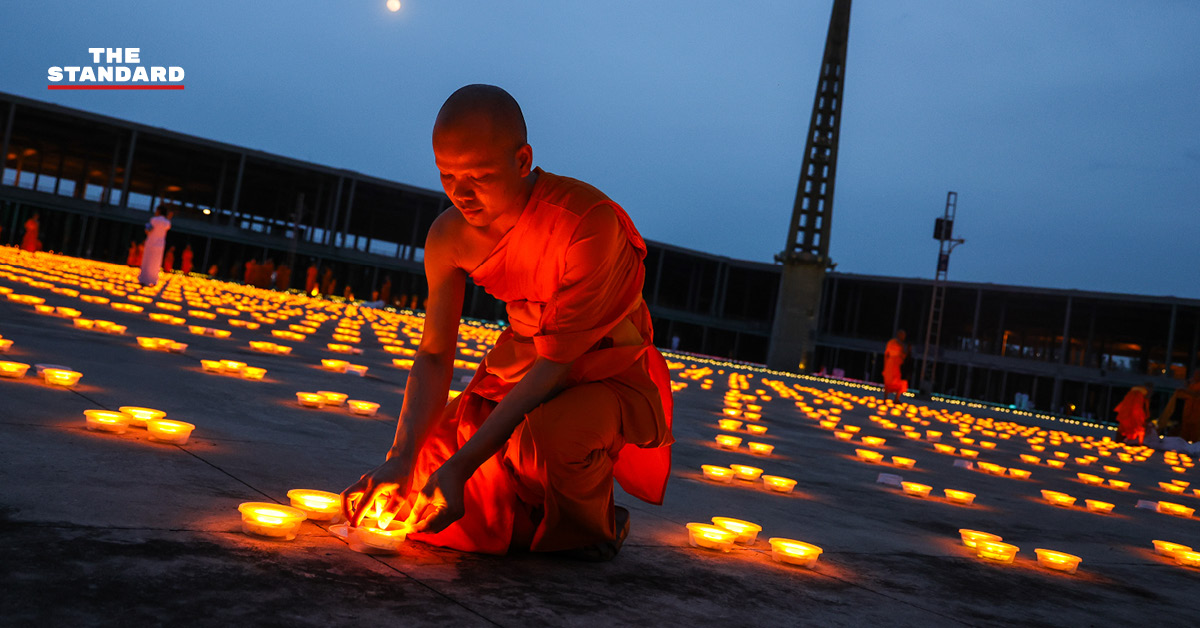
[139,205,173,285]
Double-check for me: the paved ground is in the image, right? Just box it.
[2,249,1199,628]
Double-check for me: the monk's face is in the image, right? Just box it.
[433,114,532,229]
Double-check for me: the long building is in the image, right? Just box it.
[2,91,1196,425]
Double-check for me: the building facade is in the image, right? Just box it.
[3,91,1196,424]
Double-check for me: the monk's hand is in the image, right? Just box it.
[405,463,466,535]
[340,453,416,527]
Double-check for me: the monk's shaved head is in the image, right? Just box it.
[434,84,527,151]
[432,85,538,232]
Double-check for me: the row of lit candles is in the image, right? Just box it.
[239,490,409,552]
[0,361,84,386]
[295,391,380,416]
[685,517,822,568]
[959,529,1082,572]
[200,359,268,380]
[3,253,483,362]
[701,464,796,493]
[83,407,195,444]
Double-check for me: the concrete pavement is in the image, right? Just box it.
[2,250,1198,627]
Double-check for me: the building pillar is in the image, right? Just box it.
[103,133,121,206]
[824,274,839,334]
[53,149,65,195]
[1051,296,1072,412]
[1164,303,1178,376]
[119,129,137,207]
[891,283,903,335]
[325,176,343,246]
[340,178,357,249]
[0,103,14,183]
[229,153,246,226]
[712,263,728,317]
[1189,316,1199,379]
[651,249,665,307]
[213,157,227,213]
[767,260,825,372]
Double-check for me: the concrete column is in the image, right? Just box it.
[1164,303,1177,375]
[1051,296,1072,411]
[103,136,121,206]
[824,274,839,334]
[651,249,665,307]
[0,103,14,183]
[213,158,227,214]
[407,203,423,261]
[53,150,65,195]
[767,261,825,372]
[712,263,727,317]
[325,176,343,246]
[1059,296,1073,364]
[229,153,246,225]
[119,129,137,208]
[1189,317,1199,379]
[339,178,356,249]
[892,283,903,335]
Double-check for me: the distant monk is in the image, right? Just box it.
[1160,372,1200,442]
[883,330,909,401]
[260,259,276,289]
[305,264,319,293]
[138,206,172,285]
[1113,384,1151,443]
[379,275,392,305]
[163,246,175,272]
[127,241,140,266]
[243,259,256,285]
[180,244,194,274]
[320,267,335,295]
[343,85,673,560]
[21,213,39,252]
[275,263,291,291]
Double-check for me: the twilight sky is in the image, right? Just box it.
[2,1,1198,299]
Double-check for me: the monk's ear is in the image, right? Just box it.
[516,143,533,177]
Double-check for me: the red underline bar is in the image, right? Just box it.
[48,85,185,90]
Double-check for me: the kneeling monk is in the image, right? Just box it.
[342,85,673,559]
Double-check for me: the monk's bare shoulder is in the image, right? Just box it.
[426,209,472,271]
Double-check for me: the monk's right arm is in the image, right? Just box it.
[389,219,467,458]
[342,217,466,525]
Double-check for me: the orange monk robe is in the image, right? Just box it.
[180,247,194,274]
[883,338,906,394]
[408,169,674,555]
[1181,381,1200,442]
[305,266,318,293]
[1113,386,1149,442]
[275,264,291,291]
[21,218,39,252]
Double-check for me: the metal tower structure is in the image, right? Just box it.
[918,191,965,390]
[767,0,852,372]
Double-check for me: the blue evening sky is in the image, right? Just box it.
[2,1,1197,298]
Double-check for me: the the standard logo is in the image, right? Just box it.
[48,48,184,90]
